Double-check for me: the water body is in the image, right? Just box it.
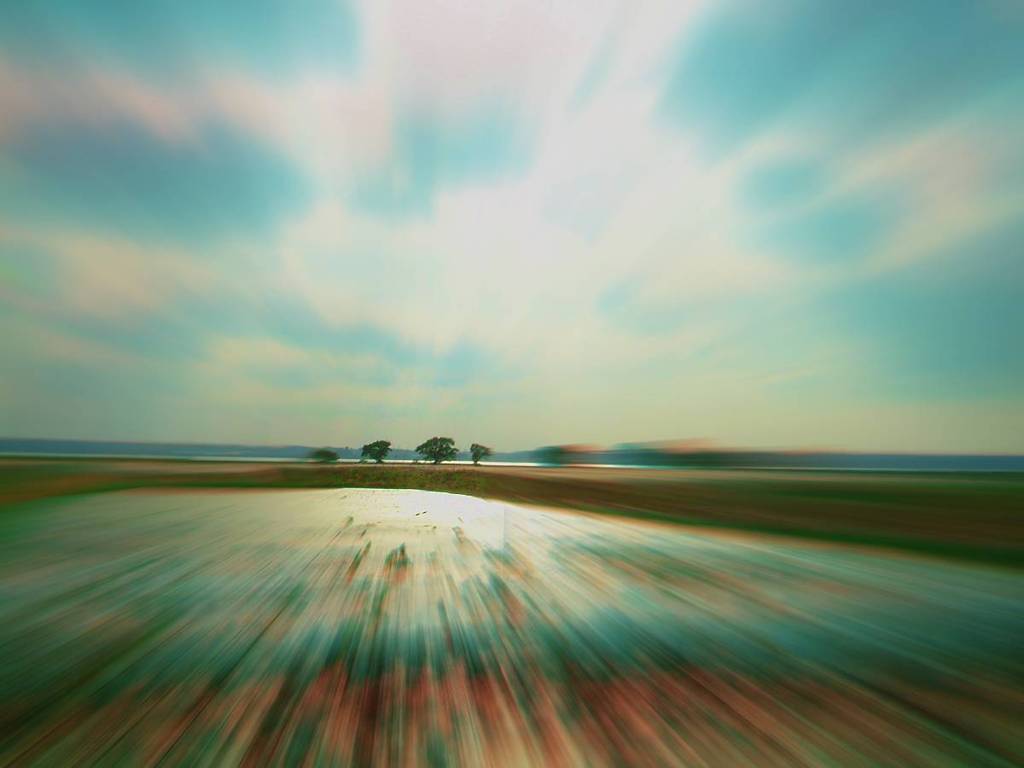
[1,489,1020,766]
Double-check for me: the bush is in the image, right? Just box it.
[309,447,339,463]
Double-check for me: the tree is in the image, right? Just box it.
[470,443,492,465]
[415,436,458,464]
[537,445,568,465]
[309,447,339,463]
[361,440,391,463]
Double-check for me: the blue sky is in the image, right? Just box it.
[1,0,1022,451]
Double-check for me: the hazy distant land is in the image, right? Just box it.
[4,437,1023,471]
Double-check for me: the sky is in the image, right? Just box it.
[1,0,1022,452]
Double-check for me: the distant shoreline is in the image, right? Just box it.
[3,451,1024,473]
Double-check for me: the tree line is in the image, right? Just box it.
[309,438,492,465]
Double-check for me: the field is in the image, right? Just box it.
[1,462,1022,765]
[3,459,1022,564]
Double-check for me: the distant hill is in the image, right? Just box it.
[0,438,326,460]
[2,437,1021,471]
[0,437,532,464]
[537,443,1024,471]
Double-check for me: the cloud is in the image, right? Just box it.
[1,119,310,245]
[660,0,1024,153]
[0,58,196,144]
[823,219,1024,400]
[1,0,1022,451]
[0,0,359,75]
[350,108,530,218]
[751,192,901,263]
[741,157,827,210]
[1,219,220,323]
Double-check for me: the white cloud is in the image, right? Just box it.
[0,223,213,318]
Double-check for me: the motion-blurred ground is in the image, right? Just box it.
[3,459,1021,564]
[1,462,1022,766]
